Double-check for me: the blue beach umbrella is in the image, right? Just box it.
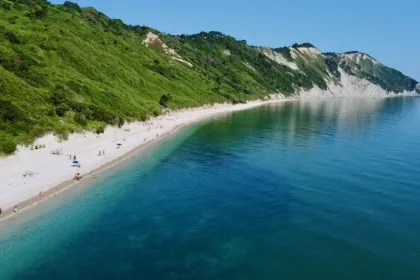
[72,160,79,164]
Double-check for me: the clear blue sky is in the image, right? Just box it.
[51,0,419,80]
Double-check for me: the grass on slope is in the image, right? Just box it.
[0,1,232,153]
[0,1,416,155]
[0,2,323,154]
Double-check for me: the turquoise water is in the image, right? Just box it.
[1,97,420,279]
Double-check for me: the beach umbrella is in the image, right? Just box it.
[72,160,79,164]
[117,143,122,146]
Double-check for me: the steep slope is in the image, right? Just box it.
[324,51,419,93]
[0,0,418,154]
[260,46,419,97]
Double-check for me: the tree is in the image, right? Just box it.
[292,42,315,48]
[64,1,82,13]
[27,6,48,20]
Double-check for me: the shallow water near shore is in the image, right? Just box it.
[1,97,420,280]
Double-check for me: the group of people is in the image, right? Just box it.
[69,154,77,160]
[22,170,35,178]
[0,205,19,216]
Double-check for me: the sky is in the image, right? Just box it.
[51,0,419,80]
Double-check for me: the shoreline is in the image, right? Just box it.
[0,94,417,222]
[0,124,181,221]
[0,99,292,221]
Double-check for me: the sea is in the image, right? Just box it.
[1,97,420,280]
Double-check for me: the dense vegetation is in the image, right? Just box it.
[165,31,321,96]
[292,43,316,48]
[0,0,417,154]
[323,53,341,79]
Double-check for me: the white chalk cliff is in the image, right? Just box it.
[261,46,419,98]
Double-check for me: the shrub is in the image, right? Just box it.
[148,64,176,79]
[0,100,23,122]
[152,108,161,117]
[91,107,118,124]
[8,16,18,24]
[159,93,173,107]
[57,130,69,141]
[54,124,70,140]
[139,114,148,122]
[117,116,124,128]
[51,85,70,106]
[55,103,71,117]
[96,125,105,134]
[69,102,88,114]
[74,112,88,126]
[5,31,20,44]
[27,6,48,20]
[0,135,17,155]
[34,7,48,19]
[0,1,12,10]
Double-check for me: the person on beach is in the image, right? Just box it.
[69,154,72,160]
[74,173,82,181]
[73,155,76,160]
[98,150,102,156]
[14,205,18,213]
[0,208,2,215]
[103,149,105,155]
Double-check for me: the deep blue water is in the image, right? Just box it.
[1,97,420,280]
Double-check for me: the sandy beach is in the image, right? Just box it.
[0,99,292,219]
[0,85,415,220]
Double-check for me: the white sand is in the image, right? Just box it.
[0,64,417,216]
[0,100,290,213]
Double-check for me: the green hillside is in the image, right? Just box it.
[0,0,418,154]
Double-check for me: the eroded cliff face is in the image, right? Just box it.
[260,46,418,97]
